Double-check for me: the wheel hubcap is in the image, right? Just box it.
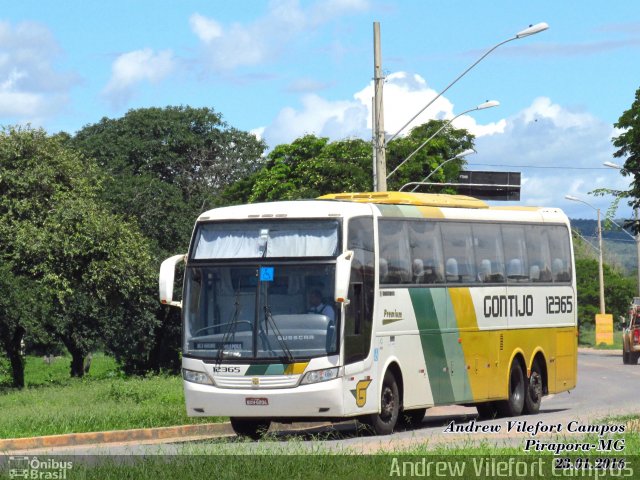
[381,387,395,420]
[529,372,542,402]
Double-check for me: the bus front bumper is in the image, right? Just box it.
[184,378,345,418]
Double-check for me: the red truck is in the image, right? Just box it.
[623,297,640,364]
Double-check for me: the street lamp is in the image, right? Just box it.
[384,23,548,146]
[399,148,476,192]
[565,194,605,314]
[603,161,640,296]
[386,100,498,181]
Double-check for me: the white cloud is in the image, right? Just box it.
[260,71,505,148]
[257,74,628,220]
[473,97,629,218]
[190,0,369,72]
[354,72,506,139]
[189,13,223,43]
[262,93,368,146]
[0,21,77,123]
[102,48,176,108]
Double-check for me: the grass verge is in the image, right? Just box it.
[0,355,221,439]
[2,415,636,480]
[578,326,624,349]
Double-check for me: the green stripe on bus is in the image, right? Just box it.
[409,288,455,404]
[376,204,405,217]
[377,204,425,218]
[409,288,473,404]
[245,364,286,375]
[395,205,423,218]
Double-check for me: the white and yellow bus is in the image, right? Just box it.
[159,192,577,438]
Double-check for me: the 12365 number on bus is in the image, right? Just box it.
[546,295,573,314]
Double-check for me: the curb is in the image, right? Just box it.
[578,347,622,355]
[0,423,232,452]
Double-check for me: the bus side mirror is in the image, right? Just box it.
[335,250,354,304]
[159,254,186,308]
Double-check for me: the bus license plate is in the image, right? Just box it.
[245,397,269,406]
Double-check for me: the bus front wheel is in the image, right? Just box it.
[497,361,525,417]
[230,418,271,440]
[364,371,400,435]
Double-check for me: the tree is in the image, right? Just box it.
[248,135,373,202]
[0,264,47,388]
[71,106,267,371]
[238,120,474,203]
[71,106,266,248]
[613,86,640,229]
[386,120,474,192]
[0,126,158,378]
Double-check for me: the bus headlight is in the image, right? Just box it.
[182,369,214,386]
[300,367,341,385]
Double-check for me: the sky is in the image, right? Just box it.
[2,1,640,221]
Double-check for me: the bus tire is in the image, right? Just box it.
[400,408,426,427]
[476,402,498,420]
[365,371,400,435]
[230,418,271,440]
[523,360,543,415]
[497,361,525,417]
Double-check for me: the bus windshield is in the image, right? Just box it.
[184,264,338,360]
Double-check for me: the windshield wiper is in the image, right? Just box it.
[263,305,294,364]
[215,288,242,362]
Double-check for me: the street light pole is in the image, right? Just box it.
[596,207,606,315]
[384,22,549,146]
[603,160,640,297]
[403,148,476,192]
[373,22,386,192]
[565,195,605,314]
[386,100,498,182]
[371,21,549,191]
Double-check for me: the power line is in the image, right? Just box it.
[469,163,613,170]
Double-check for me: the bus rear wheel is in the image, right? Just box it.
[230,418,271,440]
[364,371,400,435]
[523,360,543,414]
[497,361,525,417]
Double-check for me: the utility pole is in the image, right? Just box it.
[373,22,387,192]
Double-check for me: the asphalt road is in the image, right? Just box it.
[6,349,640,456]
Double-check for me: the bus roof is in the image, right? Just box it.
[318,192,488,209]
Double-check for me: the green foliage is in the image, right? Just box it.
[70,107,267,372]
[72,106,266,256]
[0,126,158,379]
[613,86,640,227]
[0,264,48,387]
[0,356,217,438]
[575,257,635,329]
[386,120,474,192]
[233,121,474,204]
[248,135,373,202]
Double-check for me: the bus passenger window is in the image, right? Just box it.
[552,258,571,282]
[479,259,492,282]
[529,265,540,281]
[412,259,425,283]
[441,223,476,284]
[472,223,505,284]
[446,258,459,282]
